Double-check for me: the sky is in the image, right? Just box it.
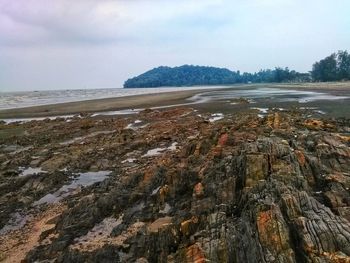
[0,0,349,91]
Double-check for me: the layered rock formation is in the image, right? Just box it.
[0,107,350,262]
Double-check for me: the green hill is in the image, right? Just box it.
[123,65,241,88]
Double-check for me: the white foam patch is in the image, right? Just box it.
[142,142,178,157]
[251,108,269,114]
[19,167,47,177]
[167,142,178,151]
[91,109,141,117]
[121,158,136,164]
[209,113,224,122]
[142,147,166,157]
[2,115,76,125]
[125,120,148,130]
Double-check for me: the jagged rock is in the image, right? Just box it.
[0,108,349,262]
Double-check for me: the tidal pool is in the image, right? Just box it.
[0,211,30,235]
[34,171,112,205]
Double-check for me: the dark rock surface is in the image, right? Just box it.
[0,107,350,262]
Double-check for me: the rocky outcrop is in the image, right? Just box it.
[0,107,350,262]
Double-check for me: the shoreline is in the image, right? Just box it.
[1,82,349,119]
[0,89,210,119]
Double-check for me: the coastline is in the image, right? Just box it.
[1,82,349,119]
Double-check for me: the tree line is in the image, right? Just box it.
[311,50,350,81]
[124,50,350,88]
[124,66,310,88]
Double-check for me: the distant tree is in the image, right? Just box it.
[311,50,350,82]
[312,53,337,81]
[311,62,322,81]
[337,50,350,80]
[274,67,290,82]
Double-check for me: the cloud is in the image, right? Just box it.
[0,0,127,45]
[0,0,349,91]
[0,0,224,46]
[1,0,349,48]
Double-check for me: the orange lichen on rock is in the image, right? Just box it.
[337,134,350,143]
[159,185,170,203]
[180,216,199,236]
[257,210,281,249]
[304,119,324,130]
[266,114,273,128]
[148,217,173,233]
[193,182,204,198]
[142,167,156,186]
[185,244,207,263]
[326,172,350,185]
[256,207,292,257]
[218,133,228,146]
[321,251,350,262]
[294,150,306,166]
[304,119,336,130]
[304,249,350,263]
[273,112,281,129]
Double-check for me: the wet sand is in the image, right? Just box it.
[1,82,349,119]
[271,82,350,95]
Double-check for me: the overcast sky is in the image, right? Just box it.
[0,0,349,91]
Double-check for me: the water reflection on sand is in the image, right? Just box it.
[192,87,348,104]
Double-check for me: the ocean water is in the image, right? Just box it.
[0,86,224,111]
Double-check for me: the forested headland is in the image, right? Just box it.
[124,50,350,88]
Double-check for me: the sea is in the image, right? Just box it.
[0,86,224,111]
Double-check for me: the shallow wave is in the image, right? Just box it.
[0,86,226,110]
